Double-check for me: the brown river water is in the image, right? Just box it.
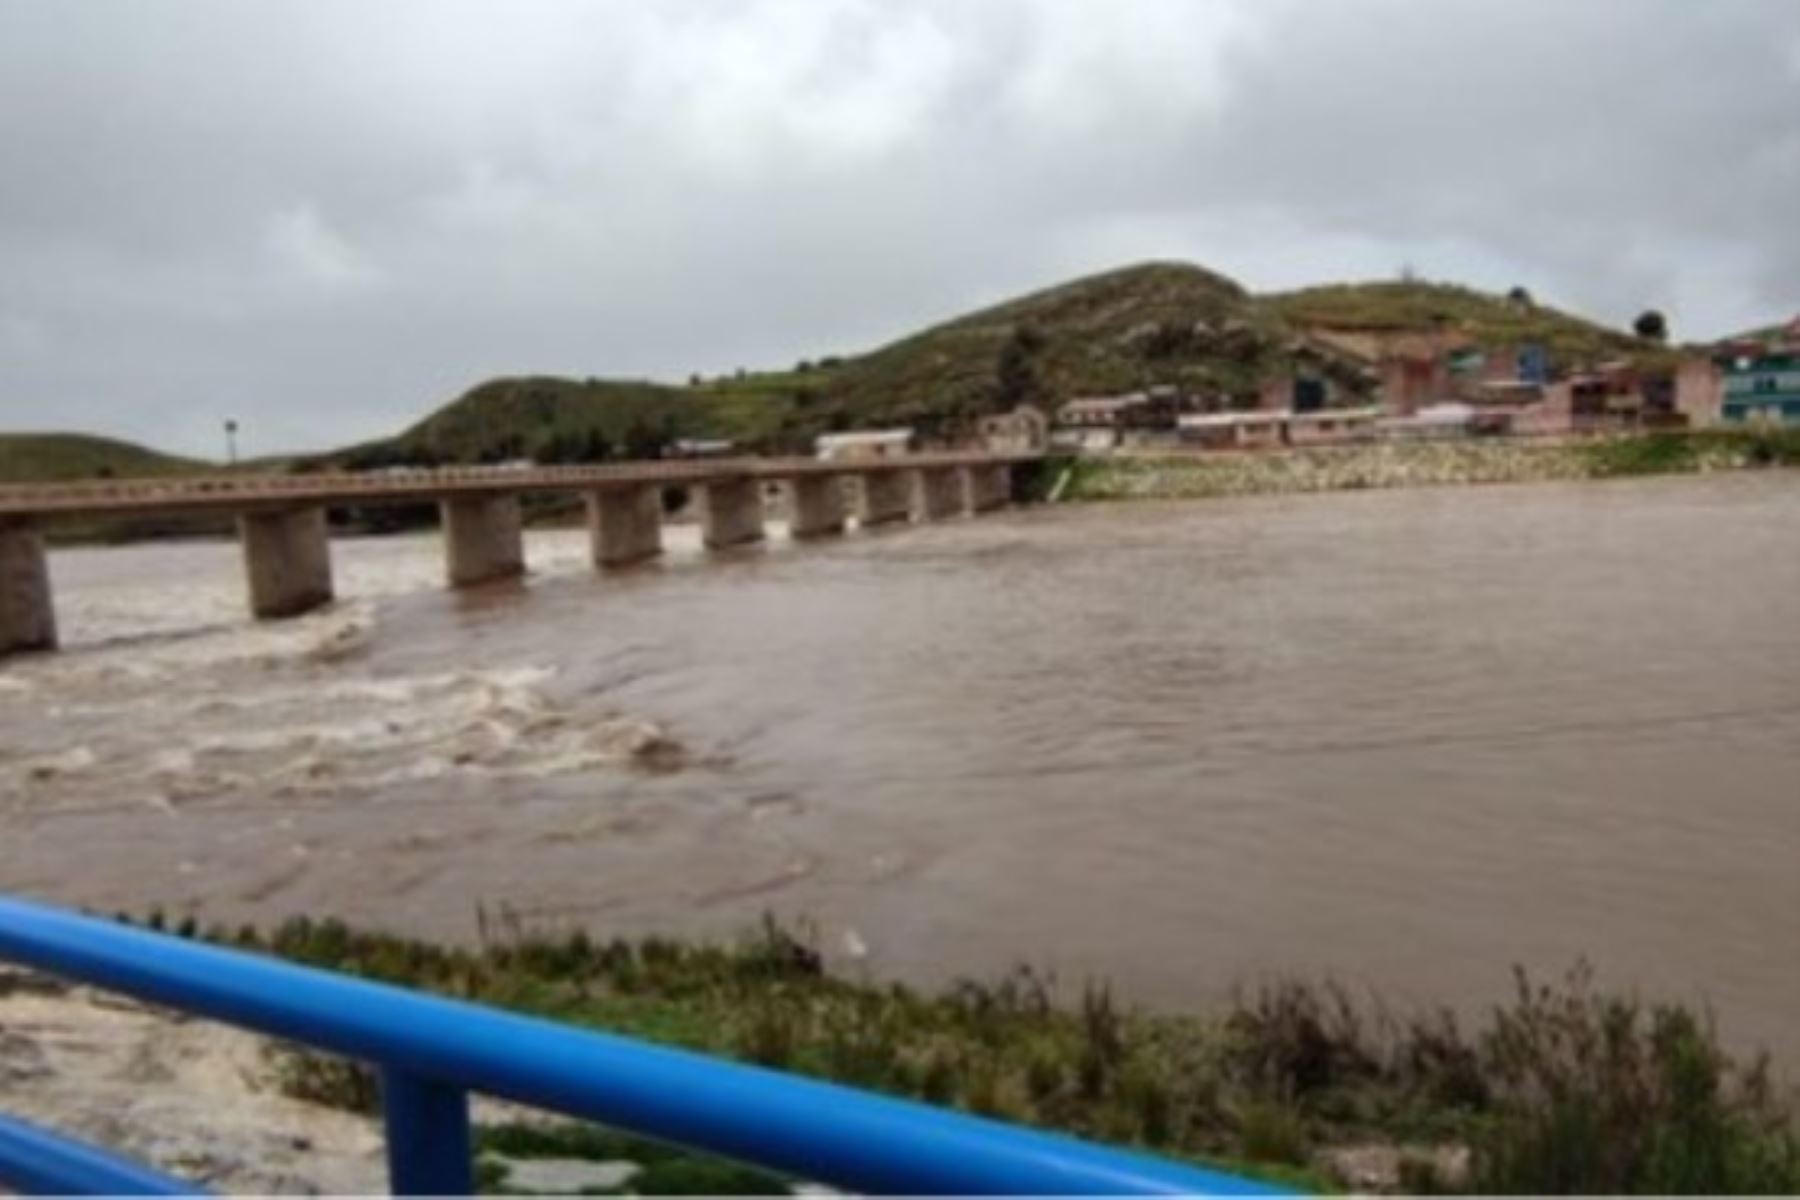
[3,474,1798,1061]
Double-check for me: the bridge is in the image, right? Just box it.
[0,451,1038,656]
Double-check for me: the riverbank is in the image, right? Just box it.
[1061,429,1800,503]
[7,914,1789,1195]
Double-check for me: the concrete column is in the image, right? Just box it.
[701,477,765,549]
[789,474,847,539]
[917,466,967,521]
[0,520,56,656]
[441,493,525,586]
[860,469,914,526]
[969,463,1013,511]
[239,506,333,619]
[586,486,663,568]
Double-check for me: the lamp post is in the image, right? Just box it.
[224,419,239,466]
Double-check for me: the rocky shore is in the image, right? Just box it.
[1064,430,1797,502]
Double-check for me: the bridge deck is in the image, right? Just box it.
[0,453,1040,521]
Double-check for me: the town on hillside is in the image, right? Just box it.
[801,315,1800,462]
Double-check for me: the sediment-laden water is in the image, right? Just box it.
[3,475,1798,1060]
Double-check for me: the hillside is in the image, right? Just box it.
[337,262,1359,467]
[7,264,1674,477]
[0,433,205,484]
[1263,280,1645,370]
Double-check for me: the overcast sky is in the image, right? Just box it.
[2,0,1798,457]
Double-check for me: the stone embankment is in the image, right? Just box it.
[1066,434,1783,502]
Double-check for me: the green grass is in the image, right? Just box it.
[126,909,1799,1194]
[315,262,1371,470]
[1579,429,1800,477]
[0,432,206,484]
[8,263,1699,485]
[1262,279,1654,372]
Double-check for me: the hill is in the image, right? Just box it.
[336,262,1363,467]
[1263,280,1645,370]
[0,433,206,484]
[6,264,1675,477]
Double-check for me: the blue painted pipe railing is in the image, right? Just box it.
[0,896,1286,1195]
[0,1115,194,1196]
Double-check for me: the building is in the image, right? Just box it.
[1718,319,1800,425]
[1561,361,1649,431]
[1175,411,1287,450]
[978,405,1049,453]
[1673,355,1724,427]
[1302,328,1471,414]
[1284,406,1383,445]
[669,438,736,459]
[815,429,913,461]
[1051,391,1181,451]
[1056,392,1181,430]
[1175,406,1380,450]
[1377,402,1478,440]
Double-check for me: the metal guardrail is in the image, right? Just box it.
[0,896,1285,1196]
[0,1115,194,1195]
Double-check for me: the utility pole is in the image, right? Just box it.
[224,419,239,466]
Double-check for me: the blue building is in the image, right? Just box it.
[1720,320,1800,424]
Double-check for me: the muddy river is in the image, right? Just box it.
[3,473,1797,1058]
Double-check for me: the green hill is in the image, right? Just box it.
[8,263,1675,478]
[1263,280,1645,370]
[335,261,1361,468]
[0,433,206,484]
[814,260,1291,426]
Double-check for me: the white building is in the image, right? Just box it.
[815,429,913,461]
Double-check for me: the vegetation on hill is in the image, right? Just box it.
[0,433,204,484]
[1263,279,1647,371]
[327,262,1364,469]
[6,263,1746,481]
[809,261,1297,428]
[126,910,1800,1195]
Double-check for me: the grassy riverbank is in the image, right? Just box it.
[1063,429,1800,503]
[125,912,1800,1194]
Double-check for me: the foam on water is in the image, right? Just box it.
[1,526,701,813]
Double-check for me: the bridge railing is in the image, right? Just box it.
[0,896,1283,1196]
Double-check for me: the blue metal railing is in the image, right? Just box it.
[0,896,1285,1196]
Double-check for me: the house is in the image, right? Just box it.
[1056,391,1181,429]
[1284,406,1383,445]
[669,438,736,459]
[1674,355,1724,427]
[1176,411,1287,451]
[978,405,1049,453]
[1717,319,1800,425]
[1051,391,1181,450]
[1303,328,1471,414]
[815,429,913,461]
[1377,402,1478,440]
[1176,406,1381,450]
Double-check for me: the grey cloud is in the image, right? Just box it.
[1,0,1796,456]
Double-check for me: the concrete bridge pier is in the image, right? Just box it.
[441,494,525,586]
[239,507,333,619]
[0,519,56,655]
[968,463,1013,511]
[587,486,663,567]
[701,477,765,549]
[917,466,967,521]
[789,475,847,539]
[860,470,914,526]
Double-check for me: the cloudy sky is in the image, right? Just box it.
[2,0,1798,457]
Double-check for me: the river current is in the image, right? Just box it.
[3,474,1797,1059]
